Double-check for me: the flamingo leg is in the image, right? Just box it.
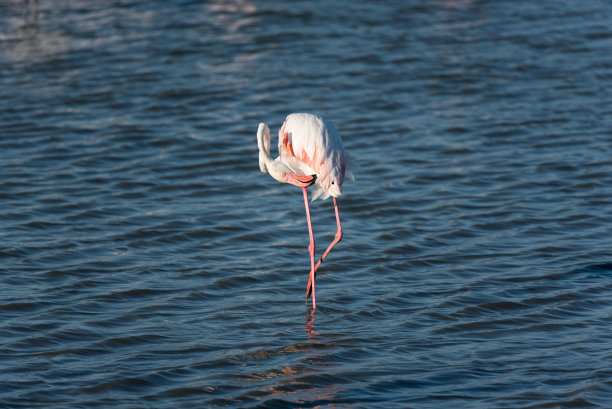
[306,197,342,299]
[302,187,316,309]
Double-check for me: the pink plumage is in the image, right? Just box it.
[256,113,353,310]
[278,113,353,200]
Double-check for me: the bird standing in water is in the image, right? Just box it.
[257,113,353,310]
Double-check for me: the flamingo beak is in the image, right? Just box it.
[286,173,317,188]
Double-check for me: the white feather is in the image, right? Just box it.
[277,113,352,200]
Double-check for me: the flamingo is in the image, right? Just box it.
[257,113,353,310]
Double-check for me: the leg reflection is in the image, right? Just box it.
[303,309,320,341]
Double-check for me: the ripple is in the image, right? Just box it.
[2,1,612,408]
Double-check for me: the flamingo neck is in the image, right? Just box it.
[257,124,273,174]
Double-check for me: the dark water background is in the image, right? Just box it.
[2,1,612,407]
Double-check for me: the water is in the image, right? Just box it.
[2,1,612,407]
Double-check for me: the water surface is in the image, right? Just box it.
[2,1,612,407]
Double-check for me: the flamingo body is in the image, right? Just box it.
[279,114,349,200]
[257,113,353,310]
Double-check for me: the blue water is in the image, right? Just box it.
[2,1,612,407]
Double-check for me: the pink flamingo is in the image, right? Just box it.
[257,113,353,310]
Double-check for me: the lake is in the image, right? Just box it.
[2,1,612,407]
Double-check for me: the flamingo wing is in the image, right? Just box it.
[279,113,346,199]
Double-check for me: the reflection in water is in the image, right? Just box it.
[303,309,320,340]
[246,312,345,405]
[23,0,39,24]
[226,311,345,405]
